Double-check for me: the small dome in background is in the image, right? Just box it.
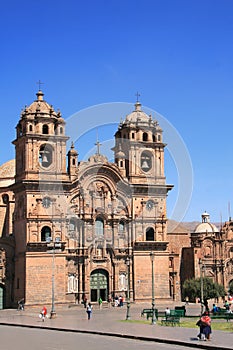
[68,142,78,156]
[0,159,15,187]
[194,211,218,233]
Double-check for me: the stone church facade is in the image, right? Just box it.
[181,212,233,298]
[0,90,232,309]
[0,90,175,307]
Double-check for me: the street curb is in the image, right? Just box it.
[0,322,232,350]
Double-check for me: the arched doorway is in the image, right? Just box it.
[90,269,109,302]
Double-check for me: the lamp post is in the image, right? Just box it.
[199,258,204,315]
[47,237,61,319]
[150,251,156,324]
[125,256,131,320]
[50,242,56,318]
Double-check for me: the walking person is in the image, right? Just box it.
[86,302,93,320]
[17,298,24,311]
[83,294,87,308]
[40,306,47,322]
[98,297,103,309]
[108,294,112,308]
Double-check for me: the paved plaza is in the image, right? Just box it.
[0,302,232,349]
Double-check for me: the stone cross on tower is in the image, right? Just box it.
[36,80,44,90]
[95,140,102,155]
[135,91,140,102]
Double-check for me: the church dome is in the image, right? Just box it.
[0,159,15,187]
[124,101,150,124]
[22,90,61,119]
[68,142,78,156]
[195,222,218,233]
[194,212,218,233]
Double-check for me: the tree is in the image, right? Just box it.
[182,277,225,302]
[228,281,233,295]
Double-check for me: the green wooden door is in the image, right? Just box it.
[90,269,108,302]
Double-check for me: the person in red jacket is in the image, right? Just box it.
[41,306,47,321]
[197,311,212,341]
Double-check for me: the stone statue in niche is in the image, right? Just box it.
[0,249,6,281]
[67,259,76,274]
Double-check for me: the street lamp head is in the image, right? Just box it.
[150,251,155,262]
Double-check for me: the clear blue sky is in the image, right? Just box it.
[1,0,233,223]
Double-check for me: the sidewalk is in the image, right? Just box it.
[0,303,232,349]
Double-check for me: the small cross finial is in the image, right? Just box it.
[36,80,44,91]
[135,91,140,102]
[95,140,102,155]
[95,129,102,155]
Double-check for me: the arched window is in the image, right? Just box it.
[17,125,23,137]
[29,124,33,132]
[69,219,76,232]
[141,151,152,172]
[68,218,78,239]
[229,247,233,259]
[42,124,49,134]
[119,273,127,291]
[67,274,78,293]
[60,127,63,134]
[119,220,125,232]
[95,217,104,235]
[204,246,211,257]
[157,134,161,142]
[39,144,53,168]
[153,135,156,142]
[41,226,51,241]
[2,194,9,204]
[146,227,154,241]
[143,132,148,141]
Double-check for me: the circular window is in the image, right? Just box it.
[42,197,51,208]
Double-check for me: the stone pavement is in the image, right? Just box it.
[0,302,232,349]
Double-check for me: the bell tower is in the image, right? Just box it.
[113,99,172,223]
[114,100,165,185]
[12,90,70,304]
[113,99,173,300]
[13,90,69,183]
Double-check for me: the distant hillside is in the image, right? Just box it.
[167,220,222,233]
[181,221,199,232]
[167,220,192,234]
